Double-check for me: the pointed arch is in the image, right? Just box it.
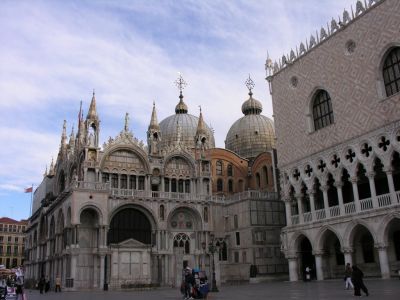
[315,226,343,252]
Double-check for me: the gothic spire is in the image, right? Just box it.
[196,106,207,136]
[60,120,67,151]
[149,102,160,130]
[87,90,98,120]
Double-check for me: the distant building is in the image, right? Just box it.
[268,0,400,281]
[0,217,27,269]
[24,75,286,290]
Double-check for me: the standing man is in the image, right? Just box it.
[55,275,61,292]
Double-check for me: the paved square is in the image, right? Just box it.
[24,279,400,300]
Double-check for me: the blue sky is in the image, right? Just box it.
[0,0,352,220]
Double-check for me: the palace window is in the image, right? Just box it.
[227,164,233,176]
[312,90,334,130]
[383,47,400,97]
[228,179,233,193]
[217,179,223,192]
[216,161,223,175]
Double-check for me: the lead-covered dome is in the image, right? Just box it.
[225,84,275,159]
[159,92,215,150]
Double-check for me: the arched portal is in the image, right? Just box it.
[318,229,344,279]
[108,208,152,245]
[350,224,380,277]
[296,235,315,281]
[383,217,400,270]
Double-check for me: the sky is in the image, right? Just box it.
[0,0,353,220]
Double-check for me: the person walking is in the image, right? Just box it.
[344,263,354,290]
[305,266,311,281]
[55,275,61,292]
[44,276,50,293]
[15,276,24,300]
[38,275,45,294]
[351,265,369,297]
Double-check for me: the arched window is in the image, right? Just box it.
[227,164,233,176]
[383,47,400,97]
[263,166,268,186]
[217,179,223,192]
[159,205,164,221]
[228,179,233,193]
[173,233,190,254]
[203,207,208,223]
[216,161,223,175]
[256,173,261,188]
[312,90,334,130]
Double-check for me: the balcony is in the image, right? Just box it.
[290,191,400,226]
[74,181,278,203]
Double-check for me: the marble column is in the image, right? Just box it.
[308,191,316,221]
[350,177,361,212]
[288,256,299,282]
[295,194,304,224]
[321,185,330,218]
[385,169,397,204]
[342,247,353,266]
[100,255,105,288]
[334,182,345,215]
[313,251,324,281]
[284,200,292,226]
[367,172,378,208]
[376,245,390,279]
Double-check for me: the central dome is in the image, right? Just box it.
[159,93,215,150]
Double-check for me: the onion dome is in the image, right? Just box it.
[225,75,275,159]
[159,74,215,150]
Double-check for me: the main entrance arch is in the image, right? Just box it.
[107,206,155,289]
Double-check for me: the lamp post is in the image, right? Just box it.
[208,235,219,292]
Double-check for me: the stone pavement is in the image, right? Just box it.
[25,279,400,300]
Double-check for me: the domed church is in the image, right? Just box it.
[24,75,286,290]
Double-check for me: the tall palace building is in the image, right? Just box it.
[268,0,400,281]
[24,75,286,290]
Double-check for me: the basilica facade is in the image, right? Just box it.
[24,77,286,290]
[269,0,400,281]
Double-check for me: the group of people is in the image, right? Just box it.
[38,275,62,294]
[181,266,209,299]
[344,263,369,297]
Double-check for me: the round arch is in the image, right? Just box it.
[163,153,196,178]
[167,205,203,231]
[315,226,343,251]
[343,220,377,248]
[108,205,154,245]
[108,203,157,230]
[77,203,104,225]
[100,145,150,173]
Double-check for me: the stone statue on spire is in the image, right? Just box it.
[124,112,130,132]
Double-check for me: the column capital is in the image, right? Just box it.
[312,250,324,256]
[366,172,375,179]
[334,182,343,188]
[341,247,354,254]
[374,243,388,250]
[294,193,303,200]
[286,254,298,260]
[350,177,358,184]
[306,190,315,197]
[320,185,329,192]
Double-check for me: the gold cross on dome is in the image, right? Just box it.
[245,74,255,92]
[175,73,187,93]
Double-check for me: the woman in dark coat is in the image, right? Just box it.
[351,265,369,297]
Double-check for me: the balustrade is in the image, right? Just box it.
[291,215,299,225]
[360,198,373,211]
[344,202,356,215]
[303,212,312,223]
[377,193,392,207]
[329,205,340,217]
[315,209,326,220]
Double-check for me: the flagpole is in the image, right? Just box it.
[29,184,33,217]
